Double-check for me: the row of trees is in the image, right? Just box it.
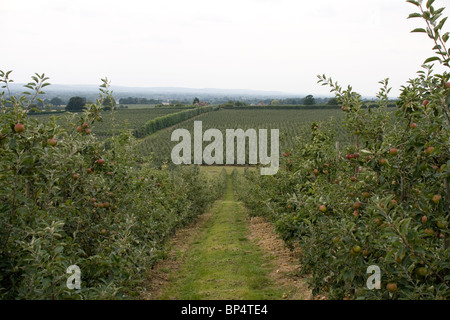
[36,95,339,111]
[219,95,337,107]
[234,0,450,300]
[0,74,227,299]
[65,96,116,111]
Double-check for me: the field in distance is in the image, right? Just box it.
[30,106,190,140]
[138,108,347,165]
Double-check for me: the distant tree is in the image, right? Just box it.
[193,97,200,105]
[234,101,248,107]
[327,97,339,105]
[270,99,280,106]
[119,97,136,104]
[103,96,116,110]
[66,96,86,111]
[303,95,315,105]
[281,98,303,105]
[50,97,64,106]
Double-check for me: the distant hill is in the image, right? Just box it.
[4,83,348,105]
[6,83,314,98]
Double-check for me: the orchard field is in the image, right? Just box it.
[30,107,189,140]
[137,108,349,165]
[1,0,449,301]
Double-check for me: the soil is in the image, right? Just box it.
[246,216,314,300]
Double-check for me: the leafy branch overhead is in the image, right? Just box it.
[407,0,450,67]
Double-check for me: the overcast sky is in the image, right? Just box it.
[1,0,448,97]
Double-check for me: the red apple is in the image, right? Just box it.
[389,148,398,156]
[47,138,57,146]
[14,123,25,133]
[425,146,434,155]
[423,100,429,107]
[319,205,327,213]
[387,283,397,293]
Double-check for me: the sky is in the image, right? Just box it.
[1,0,448,97]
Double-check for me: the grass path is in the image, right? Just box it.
[155,174,306,300]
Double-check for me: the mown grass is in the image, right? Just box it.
[159,175,285,300]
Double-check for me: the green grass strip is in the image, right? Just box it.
[159,174,285,300]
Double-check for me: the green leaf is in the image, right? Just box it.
[430,13,443,25]
[443,32,449,42]
[408,12,422,19]
[406,0,420,6]
[426,0,435,9]
[434,7,445,15]
[54,246,64,254]
[400,218,412,236]
[411,28,427,33]
[435,17,447,31]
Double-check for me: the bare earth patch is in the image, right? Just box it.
[246,216,314,300]
[139,211,213,300]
